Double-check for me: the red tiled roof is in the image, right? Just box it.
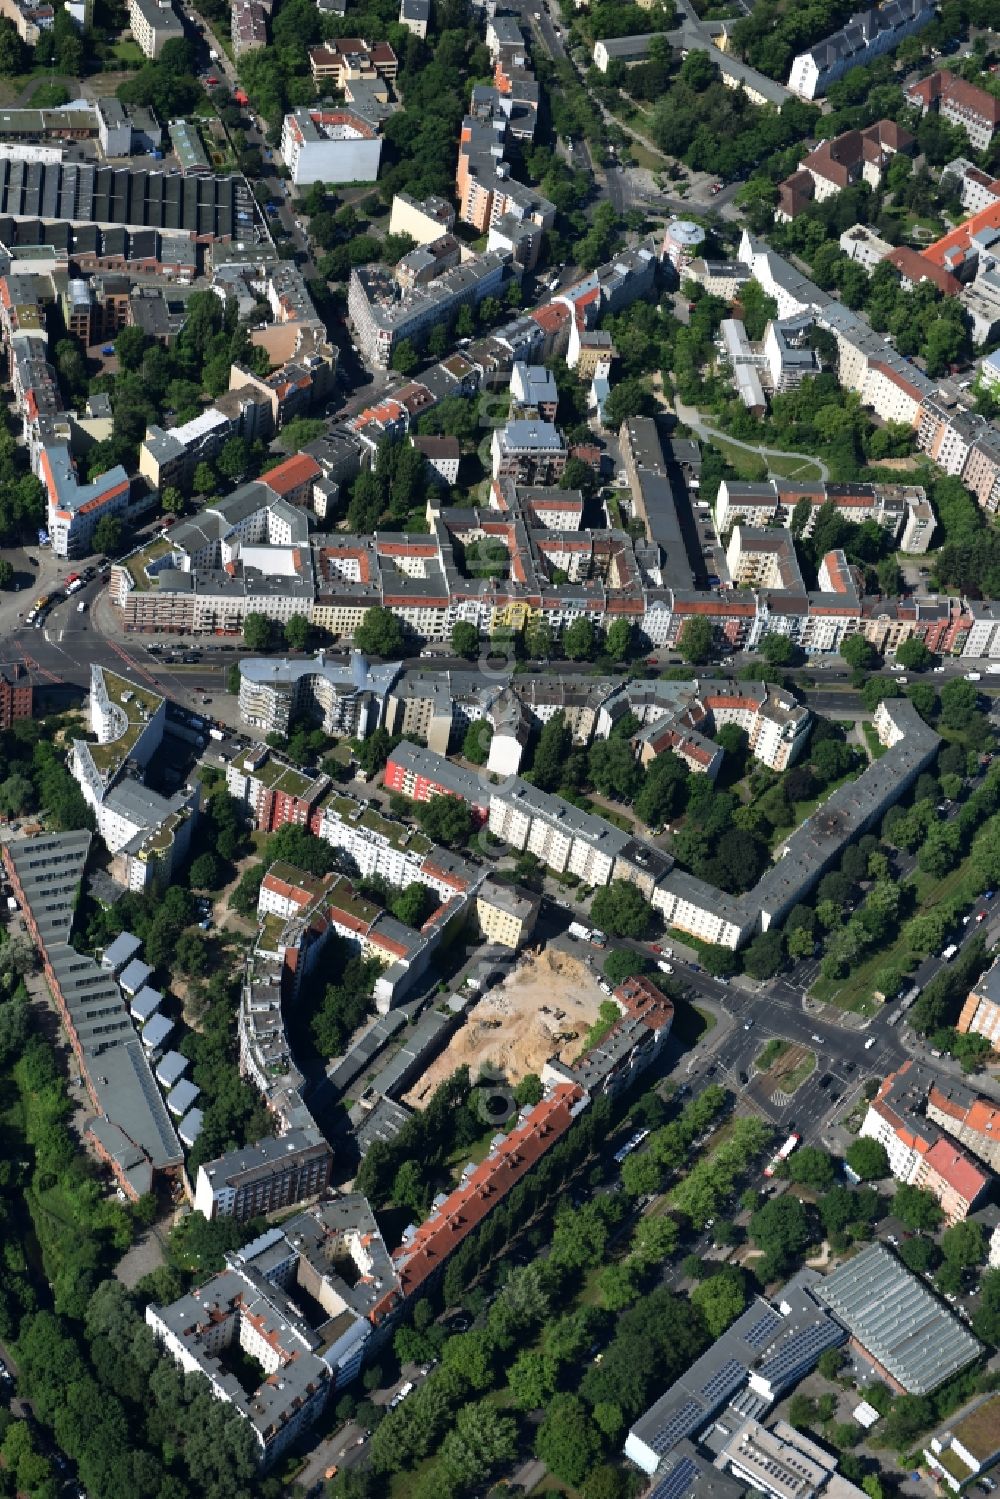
[922,200,1000,270]
[908,69,1000,126]
[613,975,674,1033]
[923,1137,988,1204]
[531,303,569,333]
[885,245,961,296]
[264,453,322,495]
[392,1085,584,1297]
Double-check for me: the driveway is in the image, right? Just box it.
[674,395,831,482]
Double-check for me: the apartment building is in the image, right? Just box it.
[475,877,539,948]
[232,0,267,54]
[392,1084,588,1298]
[237,652,400,738]
[957,954,1000,1050]
[348,253,509,367]
[308,37,397,87]
[399,0,429,35]
[0,663,32,729]
[840,222,895,270]
[139,388,274,491]
[147,1197,398,1462]
[787,0,935,99]
[859,1062,989,1222]
[777,120,913,219]
[455,89,554,271]
[715,477,923,542]
[384,740,489,819]
[942,157,1000,214]
[491,419,567,484]
[127,0,183,57]
[193,1128,334,1220]
[388,191,455,245]
[927,1073,1000,1174]
[411,434,460,485]
[544,974,673,1100]
[280,108,382,186]
[226,747,331,835]
[727,526,805,592]
[907,70,1000,150]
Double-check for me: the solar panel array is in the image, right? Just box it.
[743,1308,783,1349]
[649,1456,700,1499]
[699,1358,746,1406]
[755,1318,845,1392]
[0,159,260,237]
[649,1401,705,1456]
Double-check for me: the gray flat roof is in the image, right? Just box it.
[628,1273,843,1463]
[817,1244,981,1395]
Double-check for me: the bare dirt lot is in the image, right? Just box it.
[403,947,607,1109]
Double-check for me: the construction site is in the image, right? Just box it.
[403,946,607,1108]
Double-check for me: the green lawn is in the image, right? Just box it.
[705,435,823,484]
[754,1038,789,1072]
[764,452,825,481]
[810,854,982,1014]
[628,140,669,171]
[112,38,144,64]
[862,723,888,761]
[705,436,768,481]
[780,1050,817,1093]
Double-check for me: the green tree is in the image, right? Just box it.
[355,606,404,657]
[525,615,554,660]
[439,1402,517,1490]
[760,632,793,666]
[451,621,479,658]
[691,1269,747,1337]
[749,1195,812,1270]
[841,634,875,670]
[0,557,13,588]
[564,617,597,661]
[941,1219,985,1269]
[743,929,786,980]
[899,1235,939,1276]
[529,711,571,791]
[973,1268,1000,1344]
[784,1147,835,1192]
[243,612,272,651]
[188,851,221,889]
[161,485,185,515]
[602,949,652,984]
[894,1182,943,1232]
[391,339,418,376]
[606,618,633,661]
[940,677,980,730]
[679,616,713,664]
[896,638,932,671]
[603,379,654,428]
[845,1137,889,1180]
[462,719,492,765]
[92,514,123,555]
[217,436,250,485]
[535,1395,603,1488]
[417,794,473,847]
[192,460,217,496]
[589,880,654,939]
[284,614,310,652]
